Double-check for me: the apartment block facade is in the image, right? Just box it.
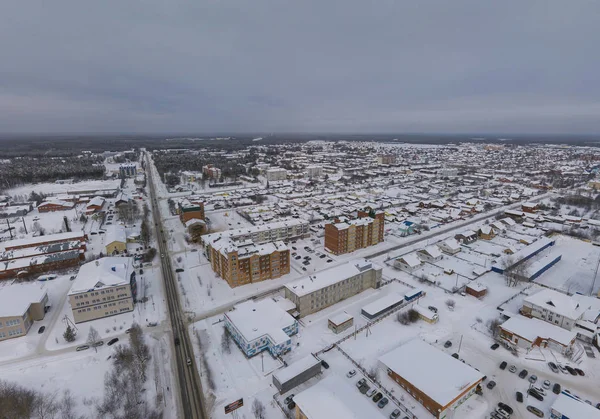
[0,286,48,342]
[210,241,290,287]
[178,199,205,224]
[324,211,384,255]
[68,258,137,323]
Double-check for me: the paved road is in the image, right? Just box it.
[146,153,207,419]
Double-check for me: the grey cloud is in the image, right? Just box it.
[0,0,599,134]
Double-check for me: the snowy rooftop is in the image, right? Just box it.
[328,311,353,326]
[69,257,133,295]
[0,282,47,317]
[1,240,82,261]
[379,339,484,408]
[104,225,126,245]
[362,292,404,317]
[212,239,288,259]
[551,392,600,418]
[420,245,442,259]
[466,282,487,292]
[439,238,461,251]
[2,231,86,251]
[293,375,383,419]
[500,315,577,346]
[202,218,307,245]
[272,355,320,385]
[87,196,105,208]
[285,259,376,297]
[225,299,295,345]
[398,252,421,268]
[524,288,585,320]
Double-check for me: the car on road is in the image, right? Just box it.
[548,362,559,373]
[516,392,523,403]
[92,340,104,348]
[186,358,192,366]
[174,337,180,346]
[76,345,90,351]
[347,369,356,378]
[444,340,452,348]
[552,383,561,395]
[301,267,307,271]
[320,254,326,259]
[498,402,513,415]
[529,374,538,383]
[528,388,544,401]
[107,338,119,346]
[327,259,332,263]
[574,368,585,376]
[543,379,551,389]
[365,388,377,398]
[390,409,401,419]
[377,398,389,408]
[321,360,329,369]
[38,326,45,334]
[491,343,500,350]
[509,365,517,373]
[175,268,184,273]
[372,392,383,403]
[284,395,294,405]
[451,353,459,359]
[486,381,496,389]
[500,361,507,370]
[519,369,528,379]
[526,405,544,417]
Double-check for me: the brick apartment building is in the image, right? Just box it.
[324,210,384,255]
[178,199,205,224]
[209,240,290,287]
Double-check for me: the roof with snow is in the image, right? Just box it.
[2,231,86,251]
[438,238,461,251]
[419,245,442,259]
[69,257,133,294]
[86,196,105,208]
[524,289,584,320]
[293,375,383,419]
[272,355,321,385]
[379,339,484,408]
[551,392,600,418]
[397,252,422,268]
[500,315,577,346]
[225,299,295,345]
[285,259,377,297]
[104,225,126,245]
[0,282,48,317]
[328,311,353,326]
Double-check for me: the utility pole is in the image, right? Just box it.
[21,217,27,234]
[458,334,463,353]
[590,254,600,296]
[6,219,13,239]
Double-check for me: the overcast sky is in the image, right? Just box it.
[1,0,599,134]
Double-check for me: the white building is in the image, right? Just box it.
[224,299,298,357]
[305,165,323,179]
[499,315,577,354]
[522,289,586,330]
[394,253,422,272]
[437,238,461,255]
[417,245,443,262]
[266,167,288,182]
[550,392,600,419]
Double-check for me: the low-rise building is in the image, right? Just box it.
[86,196,105,214]
[413,305,439,323]
[68,257,137,323]
[394,253,422,272]
[37,200,76,212]
[454,230,477,244]
[327,312,354,334]
[478,225,496,240]
[104,225,127,255]
[498,315,577,354]
[437,238,461,255]
[224,299,298,357]
[273,355,322,394]
[0,283,48,341]
[284,259,381,317]
[521,288,585,330]
[417,245,443,262]
[550,392,600,419]
[380,339,483,419]
[3,231,87,251]
[465,283,487,298]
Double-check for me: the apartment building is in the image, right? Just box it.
[266,167,288,182]
[324,211,384,255]
[202,164,222,179]
[201,219,309,257]
[0,283,48,342]
[377,154,396,165]
[305,165,323,179]
[521,289,585,330]
[68,257,137,323]
[178,199,205,224]
[284,259,381,317]
[209,240,290,288]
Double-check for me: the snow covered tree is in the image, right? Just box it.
[63,325,76,342]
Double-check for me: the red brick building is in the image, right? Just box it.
[324,211,384,255]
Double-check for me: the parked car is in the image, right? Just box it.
[327,259,333,263]
[552,383,561,395]
[565,366,577,376]
[526,405,544,417]
[498,402,513,415]
[519,369,528,379]
[529,374,538,383]
[347,369,356,378]
[76,345,90,351]
[543,380,551,389]
[38,326,46,334]
[486,381,496,389]
[107,338,119,346]
[528,389,544,401]
[365,388,377,398]
[284,394,294,405]
[491,343,500,350]
[321,360,329,369]
[558,364,570,374]
[500,361,507,370]
[428,306,438,313]
[356,378,366,389]
[390,409,401,419]
[372,392,383,403]
[359,384,370,394]
[574,368,585,376]
[444,340,452,348]
[451,353,459,359]
[92,341,104,348]
[548,362,559,373]
[186,358,192,366]
[377,398,389,409]
[516,392,523,403]
[509,365,517,373]
[175,268,184,273]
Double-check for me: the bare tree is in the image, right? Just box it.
[32,392,59,419]
[367,366,379,382]
[488,318,502,339]
[221,327,232,354]
[445,299,455,309]
[87,327,101,353]
[252,399,266,419]
[502,256,531,287]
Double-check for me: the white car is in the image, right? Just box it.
[346,369,356,378]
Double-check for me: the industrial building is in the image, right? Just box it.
[284,259,382,317]
[224,299,298,358]
[379,339,484,419]
[324,211,384,255]
[361,293,406,320]
[272,355,322,393]
[492,237,555,274]
[68,257,137,323]
[37,200,76,212]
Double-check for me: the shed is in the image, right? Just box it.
[272,355,322,394]
[466,283,488,298]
